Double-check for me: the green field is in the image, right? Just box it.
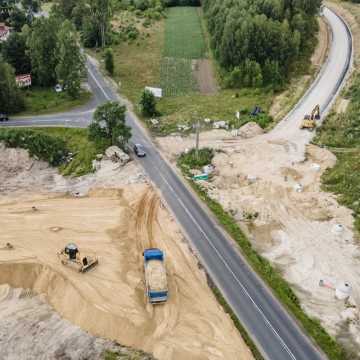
[163,7,205,59]
[160,7,205,96]
[160,57,198,96]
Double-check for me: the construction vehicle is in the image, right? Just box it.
[300,104,320,130]
[143,248,168,304]
[57,243,98,272]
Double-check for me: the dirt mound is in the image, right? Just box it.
[0,283,155,360]
[238,122,264,138]
[0,143,146,197]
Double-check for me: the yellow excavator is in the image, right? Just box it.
[300,104,320,131]
[57,243,98,272]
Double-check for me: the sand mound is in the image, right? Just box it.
[0,143,146,197]
[0,283,155,360]
[238,122,264,138]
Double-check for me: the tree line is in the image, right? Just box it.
[203,0,322,89]
[0,1,89,113]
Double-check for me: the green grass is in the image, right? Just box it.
[160,57,198,96]
[321,151,360,231]
[177,154,348,360]
[163,7,205,59]
[314,73,360,233]
[30,128,109,177]
[154,88,273,135]
[19,88,92,116]
[160,7,205,96]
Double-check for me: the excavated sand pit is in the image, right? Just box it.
[0,146,253,360]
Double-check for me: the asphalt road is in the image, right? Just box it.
[0,7,352,360]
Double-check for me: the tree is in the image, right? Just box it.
[0,60,25,113]
[140,89,157,117]
[56,20,85,98]
[28,17,59,86]
[94,0,112,48]
[104,47,114,75]
[21,0,40,21]
[0,0,16,21]
[55,0,77,18]
[2,32,31,75]
[89,102,131,148]
[8,7,28,31]
[83,0,112,48]
[202,0,322,88]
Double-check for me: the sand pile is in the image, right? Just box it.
[237,122,264,138]
[0,284,155,360]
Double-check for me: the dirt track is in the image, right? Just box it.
[0,148,253,360]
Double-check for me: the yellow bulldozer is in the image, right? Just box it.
[300,104,320,131]
[57,243,98,272]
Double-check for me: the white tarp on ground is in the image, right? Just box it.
[145,86,163,98]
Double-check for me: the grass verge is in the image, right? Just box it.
[177,152,348,360]
[18,88,92,116]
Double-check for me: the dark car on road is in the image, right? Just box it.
[134,143,146,157]
[0,114,9,122]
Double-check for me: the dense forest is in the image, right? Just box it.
[203,0,322,88]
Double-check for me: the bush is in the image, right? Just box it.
[178,148,214,169]
[0,129,69,166]
[104,48,114,75]
[140,89,157,116]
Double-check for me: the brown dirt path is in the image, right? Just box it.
[194,59,218,94]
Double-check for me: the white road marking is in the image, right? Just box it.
[87,63,111,101]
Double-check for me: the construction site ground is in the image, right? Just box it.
[0,144,253,360]
[156,10,360,354]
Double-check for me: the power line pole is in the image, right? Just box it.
[195,119,200,159]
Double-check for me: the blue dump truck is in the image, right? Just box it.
[143,248,168,304]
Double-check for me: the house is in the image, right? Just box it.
[0,23,10,42]
[16,74,32,88]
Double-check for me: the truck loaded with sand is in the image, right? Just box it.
[0,141,253,360]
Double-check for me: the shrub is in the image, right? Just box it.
[140,89,157,116]
[178,148,214,169]
[104,48,114,75]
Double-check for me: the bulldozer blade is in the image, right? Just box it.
[80,259,99,273]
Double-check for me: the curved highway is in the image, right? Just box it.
[1,7,352,360]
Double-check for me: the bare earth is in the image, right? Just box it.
[194,59,218,95]
[0,285,155,360]
[0,145,253,360]
[158,131,360,353]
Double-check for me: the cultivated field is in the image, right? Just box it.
[160,7,205,96]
